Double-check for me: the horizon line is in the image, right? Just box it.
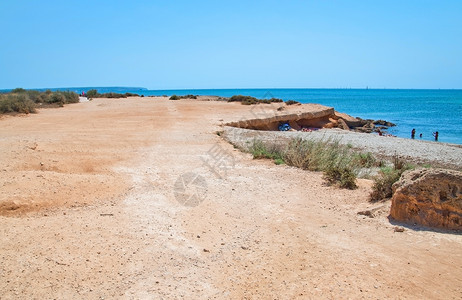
[2,86,462,91]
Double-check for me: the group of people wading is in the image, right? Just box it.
[411,128,439,141]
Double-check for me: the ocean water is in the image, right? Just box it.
[139,88,462,145]
[18,87,462,145]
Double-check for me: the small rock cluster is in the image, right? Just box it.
[334,112,396,134]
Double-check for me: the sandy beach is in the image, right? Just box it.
[1,97,461,299]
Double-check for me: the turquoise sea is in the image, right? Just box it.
[137,88,462,145]
[9,87,462,145]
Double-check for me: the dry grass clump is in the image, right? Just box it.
[249,137,369,189]
[249,140,285,165]
[369,155,414,202]
[284,138,359,189]
[244,136,423,195]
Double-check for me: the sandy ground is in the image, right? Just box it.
[1,97,461,299]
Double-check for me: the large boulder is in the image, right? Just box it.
[390,168,462,230]
[334,112,364,127]
[337,118,349,130]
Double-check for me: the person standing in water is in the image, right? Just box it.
[411,128,416,139]
[433,131,439,141]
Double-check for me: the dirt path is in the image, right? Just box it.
[1,98,461,299]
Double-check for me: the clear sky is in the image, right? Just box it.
[1,0,461,90]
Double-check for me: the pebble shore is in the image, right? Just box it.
[223,127,462,170]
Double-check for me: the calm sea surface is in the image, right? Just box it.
[41,87,462,145]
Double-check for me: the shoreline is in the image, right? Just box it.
[223,126,462,170]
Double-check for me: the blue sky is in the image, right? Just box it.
[1,0,461,89]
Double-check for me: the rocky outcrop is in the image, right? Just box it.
[330,113,395,134]
[374,119,396,127]
[337,118,350,130]
[226,106,335,131]
[225,104,395,134]
[334,112,364,127]
[333,114,396,134]
[390,168,462,230]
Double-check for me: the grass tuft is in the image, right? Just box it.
[369,155,414,202]
[249,139,284,162]
[248,137,362,189]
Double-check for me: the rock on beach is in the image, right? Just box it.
[390,168,462,230]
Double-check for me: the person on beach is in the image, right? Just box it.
[433,131,439,141]
[411,128,416,139]
[419,133,422,138]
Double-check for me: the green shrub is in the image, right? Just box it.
[247,137,362,189]
[256,98,283,104]
[182,94,197,99]
[85,90,129,99]
[323,166,357,189]
[86,89,99,98]
[0,94,36,114]
[17,96,37,113]
[0,89,80,114]
[170,94,198,100]
[61,91,79,103]
[26,90,42,103]
[393,155,407,170]
[249,140,284,162]
[38,93,51,103]
[228,95,257,103]
[11,88,26,93]
[228,95,283,105]
[370,161,414,202]
[274,158,285,165]
[283,138,313,170]
[354,152,376,168]
[370,167,402,201]
[103,92,127,98]
[47,92,66,104]
[284,138,352,172]
[285,100,300,105]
